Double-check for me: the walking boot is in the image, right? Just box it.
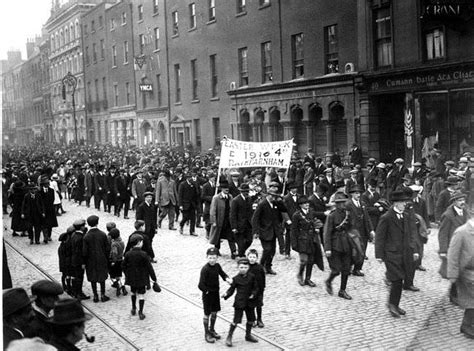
[297,264,305,286]
[245,323,258,343]
[304,265,316,287]
[209,314,221,339]
[121,286,128,296]
[203,318,216,343]
[225,324,237,347]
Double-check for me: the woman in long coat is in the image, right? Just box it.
[9,181,29,236]
[447,219,474,339]
[291,196,324,287]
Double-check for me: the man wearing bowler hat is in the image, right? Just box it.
[345,184,375,276]
[26,280,64,341]
[47,298,93,350]
[252,188,284,274]
[230,183,254,258]
[3,287,35,348]
[375,190,419,318]
[37,176,58,244]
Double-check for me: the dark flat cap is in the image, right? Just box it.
[31,280,64,296]
[73,219,86,228]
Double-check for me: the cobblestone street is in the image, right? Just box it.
[3,199,473,350]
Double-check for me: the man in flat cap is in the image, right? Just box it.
[438,191,470,305]
[202,172,217,239]
[3,287,35,348]
[25,280,64,341]
[209,180,237,258]
[155,169,178,230]
[70,219,90,300]
[435,176,460,222]
[178,175,200,236]
[94,165,108,212]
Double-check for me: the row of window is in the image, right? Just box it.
[170,0,269,36]
[373,5,445,67]
[84,74,164,110]
[51,21,81,52]
[173,54,217,103]
[50,54,82,82]
[86,27,161,68]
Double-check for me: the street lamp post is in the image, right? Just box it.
[62,71,78,144]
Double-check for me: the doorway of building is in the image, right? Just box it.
[377,94,405,162]
[141,121,152,145]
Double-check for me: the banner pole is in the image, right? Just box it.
[281,138,294,196]
[215,135,227,195]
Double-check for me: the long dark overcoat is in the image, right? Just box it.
[375,208,418,281]
[83,227,111,282]
[36,187,58,228]
[22,191,45,227]
[9,187,29,231]
[209,193,234,245]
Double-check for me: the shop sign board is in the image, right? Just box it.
[367,65,474,93]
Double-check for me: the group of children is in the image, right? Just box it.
[58,219,159,320]
[199,248,266,346]
[58,219,265,345]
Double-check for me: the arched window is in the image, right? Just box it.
[51,34,55,51]
[60,30,64,47]
[75,21,80,38]
[65,27,69,43]
[70,23,75,40]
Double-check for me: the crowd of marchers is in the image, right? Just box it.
[2,141,474,349]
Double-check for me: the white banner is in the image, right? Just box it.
[219,138,294,168]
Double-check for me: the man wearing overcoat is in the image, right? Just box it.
[375,190,419,318]
[251,189,284,275]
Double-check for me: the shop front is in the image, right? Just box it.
[358,62,474,163]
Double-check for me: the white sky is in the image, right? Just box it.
[0,0,52,60]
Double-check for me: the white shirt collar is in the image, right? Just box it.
[453,206,464,216]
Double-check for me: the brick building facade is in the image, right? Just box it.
[356,0,474,163]
[45,0,101,144]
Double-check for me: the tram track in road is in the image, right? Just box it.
[5,239,141,351]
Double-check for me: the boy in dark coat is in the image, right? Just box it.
[122,233,158,320]
[198,247,232,343]
[291,196,324,287]
[83,215,111,303]
[70,219,90,300]
[58,225,75,295]
[222,258,259,347]
[247,249,266,328]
